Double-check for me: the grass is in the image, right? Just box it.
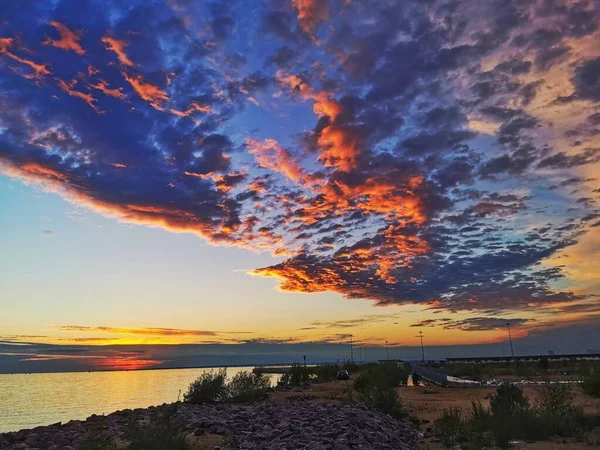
[351,362,408,419]
[444,359,597,381]
[433,383,600,449]
[582,365,600,397]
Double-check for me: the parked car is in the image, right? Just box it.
[336,369,350,380]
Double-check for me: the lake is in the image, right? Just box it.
[0,367,279,433]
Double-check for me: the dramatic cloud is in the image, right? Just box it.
[1,0,599,327]
[44,21,86,56]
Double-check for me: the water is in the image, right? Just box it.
[0,367,278,433]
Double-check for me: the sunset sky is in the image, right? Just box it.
[1,0,599,372]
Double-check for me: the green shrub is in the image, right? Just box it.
[279,363,312,386]
[490,383,534,447]
[582,366,600,397]
[465,400,494,449]
[490,383,530,417]
[126,405,190,450]
[537,384,575,417]
[358,379,406,419]
[227,371,270,402]
[314,363,339,382]
[353,370,373,393]
[379,362,411,386]
[183,369,228,404]
[435,407,465,447]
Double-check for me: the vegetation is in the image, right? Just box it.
[444,359,596,381]
[227,371,271,402]
[183,369,229,404]
[279,363,312,386]
[126,405,190,450]
[582,365,600,397]
[435,407,464,447]
[353,362,410,392]
[313,363,340,382]
[434,383,600,449]
[351,364,407,418]
[184,369,271,404]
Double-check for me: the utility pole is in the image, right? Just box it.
[350,334,354,362]
[506,322,514,358]
[385,340,389,360]
[416,331,425,362]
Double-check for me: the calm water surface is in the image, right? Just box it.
[0,367,278,433]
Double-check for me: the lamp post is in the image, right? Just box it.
[385,340,389,360]
[506,322,514,358]
[350,334,354,362]
[416,331,425,362]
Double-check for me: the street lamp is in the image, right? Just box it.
[506,322,515,358]
[385,340,389,360]
[416,331,425,362]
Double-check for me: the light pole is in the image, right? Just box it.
[506,322,514,358]
[416,331,425,362]
[350,334,354,362]
[303,355,306,367]
[385,340,389,360]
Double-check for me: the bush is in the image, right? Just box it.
[489,383,534,447]
[466,400,494,449]
[183,369,229,404]
[358,381,406,419]
[379,362,411,386]
[355,369,406,418]
[126,405,190,450]
[582,366,600,397]
[353,371,372,393]
[435,407,464,447]
[279,363,312,386]
[227,371,270,402]
[314,364,339,382]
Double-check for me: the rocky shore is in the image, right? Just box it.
[0,399,418,450]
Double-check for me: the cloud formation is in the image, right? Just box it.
[0,0,599,327]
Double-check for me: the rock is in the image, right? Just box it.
[0,401,418,450]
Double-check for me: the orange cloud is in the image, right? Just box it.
[57,78,100,112]
[277,71,358,171]
[247,138,312,186]
[122,72,168,110]
[0,156,238,245]
[89,79,126,100]
[57,325,227,336]
[101,36,136,67]
[43,21,86,55]
[292,0,328,33]
[0,37,51,79]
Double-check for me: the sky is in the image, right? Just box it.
[0,0,599,373]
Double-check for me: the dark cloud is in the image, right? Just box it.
[0,0,598,323]
[572,58,600,101]
[411,316,533,331]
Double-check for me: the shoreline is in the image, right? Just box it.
[0,396,418,450]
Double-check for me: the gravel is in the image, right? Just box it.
[0,399,418,449]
